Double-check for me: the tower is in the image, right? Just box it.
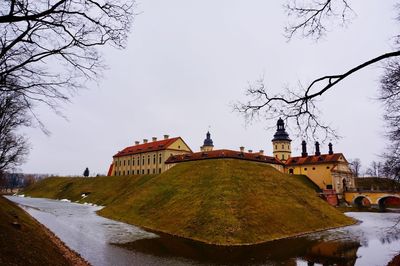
[200,131,214,152]
[272,118,292,161]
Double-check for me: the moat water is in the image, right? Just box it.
[7,196,400,266]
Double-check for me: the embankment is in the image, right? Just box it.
[0,196,88,266]
[23,159,355,245]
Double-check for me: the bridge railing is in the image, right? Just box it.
[345,188,400,193]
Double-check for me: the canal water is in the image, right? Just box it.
[6,196,400,266]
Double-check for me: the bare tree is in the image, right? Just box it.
[0,92,29,172]
[349,158,361,177]
[0,0,134,118]
[365,161,384,177]
[235,1,400,142]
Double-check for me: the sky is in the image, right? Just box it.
[20,0,398,176]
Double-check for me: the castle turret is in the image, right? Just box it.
[200,131,214,152]
[272,118,292,161]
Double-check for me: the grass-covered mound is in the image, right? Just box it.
[23,159,354,245]
[0,196,82,265]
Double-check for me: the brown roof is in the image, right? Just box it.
[165,149,283,165]
[113,137,187,157]
[285,153,345,166]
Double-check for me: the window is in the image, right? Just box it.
[304,168,307,171]
[147,155,150,165]
[153,169,155,174]
[142,156,145,165]
[312,167,316,170]
[282,154,285,160]
[326,184,333,189]
[326,166,330,169]
[122,171,125,175]
[137,157,140,165]
[159,154,162,164]
[137,170,139,175]
[123,160,125,166]
[142,169,144,174]
[289,169,294,174]
[132,159,135,166]
[119,160,121,166]
[153,155,156,164]
[282,144,284,149]
[147,169,150,174]
[178,145,181,149]
[127,170,130,175]
[128,160,130,166]
[119,171,121,176]
[275,145,277,150]
[159,168,162,173]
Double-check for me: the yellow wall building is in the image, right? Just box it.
[271,118,355,194]
[108,135,192,176]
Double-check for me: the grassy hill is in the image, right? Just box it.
[0,196,87,265]
[23,159,354,245]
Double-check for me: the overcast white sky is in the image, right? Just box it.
[20,0,398,176]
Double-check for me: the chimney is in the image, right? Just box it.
[152,137,157,142]
[135,141,140,145]
[259,150,264,155]
[315,141,321,156]
[240,146,245,152]
[301,140,308,157]
[164,134,169,140]
[248,150,253,153]
[143,139,148,144]
[328,142,333,155]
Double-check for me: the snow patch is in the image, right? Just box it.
[60,199,71,202]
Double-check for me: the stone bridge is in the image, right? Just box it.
[344,190,400,210]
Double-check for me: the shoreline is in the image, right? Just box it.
[4,196,90,266]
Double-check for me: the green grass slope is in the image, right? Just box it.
[23,159,354,245]
[0,196,72,265]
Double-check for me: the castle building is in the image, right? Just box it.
[107,121,355,197]
[166,131,284,172]
[270,119,355,194]
[108,135,192,176]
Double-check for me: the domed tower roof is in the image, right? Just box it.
[203,131,214,147]
[272,118,291,142]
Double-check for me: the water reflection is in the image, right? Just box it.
[6,196,400,266]
[117,232,360,265]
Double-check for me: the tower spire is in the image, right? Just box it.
[272,118,292,161]
[200,130,214,152]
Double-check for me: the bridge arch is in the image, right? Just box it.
[377,195,400,210]
[353,195,372,208]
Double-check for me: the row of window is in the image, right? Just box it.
[115,154,162,167]
[275,144,290,150]
[115,168,162,176]
[288,166,330,174]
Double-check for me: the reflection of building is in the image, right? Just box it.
[108,135,192,176]
[304,240,359,265]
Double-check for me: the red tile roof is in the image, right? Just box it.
[285,153,345,166]
[113,137,187,157]
[165,149,283,165]
[107,163,113,176]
